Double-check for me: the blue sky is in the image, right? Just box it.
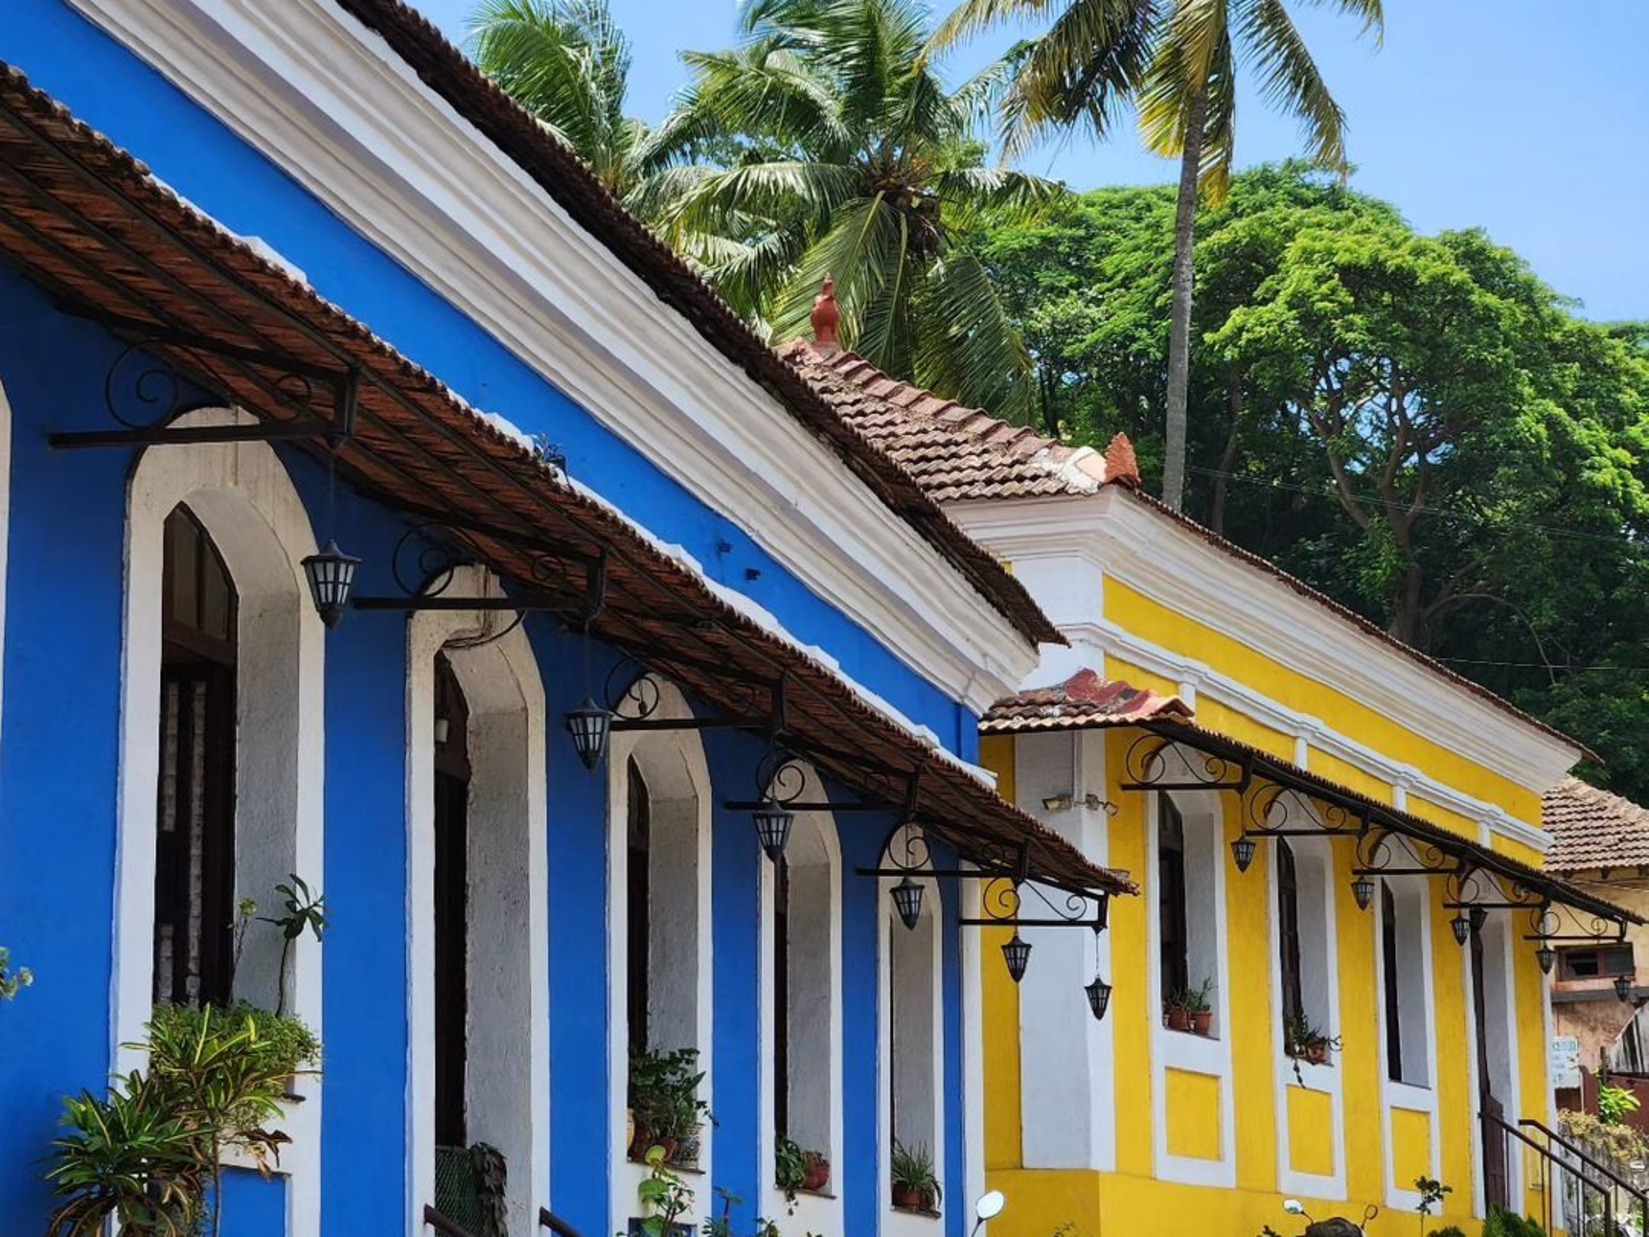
[415,0,1648,322]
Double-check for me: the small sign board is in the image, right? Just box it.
[1552,1035,1582,1089]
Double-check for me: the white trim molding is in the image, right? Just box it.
[1146,785,1237,1190]
[112,409,324,1237]
[950,490,1582,809]
[63,0,1039,715]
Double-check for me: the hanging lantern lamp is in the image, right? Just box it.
[1536,945,1556,976]
[564,697,613,771]
[1002,933,1032,984]
[1450,914,1471,946]
[1351,875,1375,912]
[303,540,360,628]
[1230,835,1257,874]
[1085,973,1113,1022]
[752,800,795,864]
[891,877,924,931]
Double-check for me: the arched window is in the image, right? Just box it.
[627,757,651,1057]
[773,811,838,1171]
[883,826,941,1217]
[1155,794,1222,1036]
[433,654,471,1149]
[1277,840,1303,1032]
[153,505,238,1008]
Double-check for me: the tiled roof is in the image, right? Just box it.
[1545,778,1649,874]
[982,669,1193,733]
[0,62,1125,898]
[782,326,1588,759]
[778,339,1122,503]
[318,0,1059,649]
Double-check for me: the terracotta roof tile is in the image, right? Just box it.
[322,0,1060,648]
[781,336,1587,758]
[778,339,1111,504]
[1545,778,1649,874]
[981,669,1193,733]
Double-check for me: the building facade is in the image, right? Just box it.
[0,5,1127,1236]
[785,326,1641,1237]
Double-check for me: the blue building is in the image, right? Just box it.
[0,4,1124,1236]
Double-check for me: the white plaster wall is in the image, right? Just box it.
[607,680,715,1235]
[406,574,550,1237]
[112,409,324,1237]
[1011,731,1115,1172]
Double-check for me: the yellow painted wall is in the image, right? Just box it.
[1103,578,1545,832]
[1390,1107,1432,1187]
[976,726,1547,1237]
[1286,1086,1335,1176]
[1165,1070,1222,1161]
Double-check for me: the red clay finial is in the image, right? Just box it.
[1103,433,1141,488]
[811,274,840,348]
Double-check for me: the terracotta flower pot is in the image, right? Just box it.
[803,1155,830,1193]
[1306,1042,1330,1066]
[893,1185,926,1211]
[1165,1005,1192,1033]
[627,1108,636,1154]
[1192,1010,1213,1036]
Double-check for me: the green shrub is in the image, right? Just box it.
[1428,1228,1468,1237]
[1482,1209,1545,1237]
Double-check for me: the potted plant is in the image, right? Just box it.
[629,1048,711,1166]
[1283,1012,1341,1065]
[1185,978,1215,1036]
[802,1149,830,1193]
[776,1134,806,1202]
[1163,989,1192,1033]
[891,1140,941,1212]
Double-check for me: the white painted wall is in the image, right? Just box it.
[608,680,714,1234]
[406,570,550,1237]
[1011,731,1116,1172]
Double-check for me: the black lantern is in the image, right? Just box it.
[891,877,924,931]
[1085,973,1112,1022]
[1617,973,1635,1004]
[1230,835,1257,874]
[564,697,613,771]
[302,539,360,628]
[752,800,795,864]
[1469,905,1488,934]
[1536,945,1556,975]
[1351,875,1375,912]
[1450,914,1471,945]
[1002,932,1032,984]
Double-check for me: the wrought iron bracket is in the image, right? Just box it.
[50,311,361,449]
[1119,731,1252,792]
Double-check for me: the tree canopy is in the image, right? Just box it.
[971,165,1649,799]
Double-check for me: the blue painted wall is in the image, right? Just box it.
[0,0,990,762]
[0,180,975,1237]
[0,2,992,1231]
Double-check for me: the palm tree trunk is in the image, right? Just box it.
[1162,89,1208,513]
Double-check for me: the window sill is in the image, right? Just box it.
[1163,1026,1221,1043]
[890,1206,941,1220]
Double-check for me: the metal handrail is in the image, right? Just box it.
[424,1204,480,1237]
[539,1206,589,1237]
[1483,1108,1586,1234]
[1521,1116,1649,1205]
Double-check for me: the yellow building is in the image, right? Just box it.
[786,322,1640,1237]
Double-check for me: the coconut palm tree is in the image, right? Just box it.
[933,0,1383,508]
[651,0,1064,421]
[469,0,668,206]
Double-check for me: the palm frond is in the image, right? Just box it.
[915,251,1037,422]
[1004,0,1158,151]
[1239,0,1353,174]
[935,166,1068,227]
[666,161,864,237]
[769,194,912,359]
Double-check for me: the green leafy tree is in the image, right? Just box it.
[652,0,1063,420]
[971,167,1649,802]
[469,0,674,207]
[933,0,1383,508]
